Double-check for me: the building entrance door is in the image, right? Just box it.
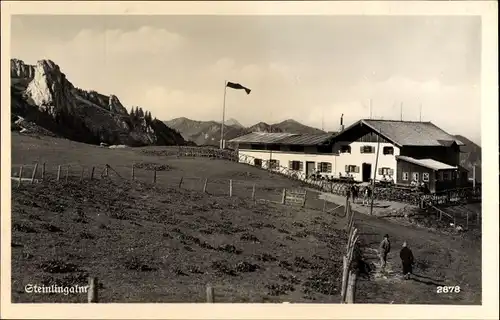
[362,163,372,182]
[306,161,316,178]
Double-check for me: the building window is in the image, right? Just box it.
[289,160,303,171]
[443,171,451,180]
[360,145,375,153]
[402,172,409,181]
[345,165,358,173]
[254,159,263,167]
[378,167,394,176]
[436,171,443,181]
[318,162,332,173]
[340,145,351,154]
[269,159,279,169]
[383,146,394,155]
[290,145,304,152]
[412,172,419,181]
[422,172,430,182]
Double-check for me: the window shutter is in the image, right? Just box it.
[345,165,349,172]
[355,166,360,173]
[327,163,332,173]
[389,168,394,175]
[360,146,364,153]
[299,162,304,171]
[288,161,293,169]
[378,168,383,175]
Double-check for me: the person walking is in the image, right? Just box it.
[351,184,358,204]
[378,234,391,269]
[399,241,415,280]
[362,186,371,206]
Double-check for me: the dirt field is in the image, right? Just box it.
[10,133,482,304]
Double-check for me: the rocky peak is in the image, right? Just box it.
[25,59,75,117]
[108,94,128,115]
[11,59,35,79]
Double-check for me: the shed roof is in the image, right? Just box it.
[396,156,458,171]
[229,132,296,144]
[229,132,335,146]
[338,119,464,147]
[273,133,335,145]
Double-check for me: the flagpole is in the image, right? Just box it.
[369,129,381,216]
[220,80,227,149]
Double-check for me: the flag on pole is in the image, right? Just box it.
[226,82,251,94]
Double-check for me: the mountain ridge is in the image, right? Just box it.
[163,117,326,146]
[11,58,187,147]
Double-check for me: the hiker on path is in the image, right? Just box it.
[345,185,351,201]
[351,184,358,204]
[399,241,415,280]
[362,186,371,206]
[379,234,391,269]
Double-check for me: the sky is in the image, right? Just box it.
[11,15,481,144]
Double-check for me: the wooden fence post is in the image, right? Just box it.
[340,255,349,303]
[56,165,61,181]
[323,198,327,212]
[31,163,38,184]
[18,166,23,187]
[229,179,233,197]
[65,166,69,182]
[281,188,286,205]
[91,167,95,180]
[131,165,135,181]
[80,167,85,182]
[206,284,214,303]
[178,177,184,189]
[466,212,469,230]
[41,162,46,180]
[104,165,109,177]
[203,178,208,193]
[153,168,157,183]
[88,276,98,303]
[251,184,256,201]
[345,270,357,303]
[302,190,307,207]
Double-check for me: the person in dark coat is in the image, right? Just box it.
[378,234,391,269]
[399,241,415,280]
[351,184,358,203]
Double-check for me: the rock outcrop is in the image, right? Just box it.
[11,58,186,147]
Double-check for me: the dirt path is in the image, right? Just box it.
[304,189,482,305]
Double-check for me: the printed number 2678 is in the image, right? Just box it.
[437,286,461,293]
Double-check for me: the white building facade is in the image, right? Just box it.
[230,119,464,185]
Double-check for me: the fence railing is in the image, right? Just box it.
[340,197,360,303]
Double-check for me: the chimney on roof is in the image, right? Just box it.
[340,114,345,132]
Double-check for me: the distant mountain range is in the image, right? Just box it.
[163,117,325,146]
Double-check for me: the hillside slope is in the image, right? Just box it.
[273,119,325,134]
[11,59,186,147]
[454,135,482,182]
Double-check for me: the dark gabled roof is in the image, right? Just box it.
[229,132,335,146]
[336,119,465,147]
